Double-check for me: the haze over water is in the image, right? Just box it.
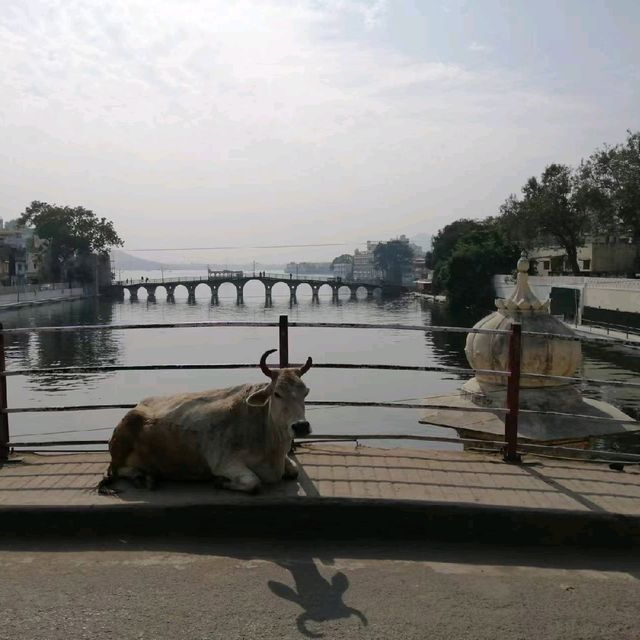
[1,270,639,454]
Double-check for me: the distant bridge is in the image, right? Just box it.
[107,271,405,305]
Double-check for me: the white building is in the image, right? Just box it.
[531,237,639,276]
[353,241,382,281]
[332,261,353,280]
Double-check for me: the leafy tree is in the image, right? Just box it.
[580,130,640,241]
[500,164,594,275]
[331,254,354,269]
[373,240,414,285]
[19,201,123,282]
[437,223,521,309]
[426,219,484,269]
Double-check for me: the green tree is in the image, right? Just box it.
[19,201,123,282]
[331,254,353,269]
[426,219,484,269]
[373,240,414,285]
[437,223,521,309]
[500,164,594,275]
[580,130,640,241]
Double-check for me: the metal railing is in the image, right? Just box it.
[581,318,640,339]
[1,316,639,464]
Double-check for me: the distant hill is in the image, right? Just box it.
[110,250,164,270]
[111,250,284,272]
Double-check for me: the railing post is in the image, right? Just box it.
[0,323,9,462]
[503,322,522,463]
[279,315,289,368]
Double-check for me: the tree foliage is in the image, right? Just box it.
[500,164,594,275]
[19,201,123,281]
[434,221,520,309]
[579,130,640,240]
[331,253,354,269]
[426,219,484,270]
[373,240,414,285]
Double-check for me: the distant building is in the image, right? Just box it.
[531,237,639,276]
[353,241,382,281]
[332,260,353,280]
[285,262,332,275]
[0,221,36,285]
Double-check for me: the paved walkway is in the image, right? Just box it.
[1,444,638,544]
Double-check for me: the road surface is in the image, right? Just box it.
[0,538,638,639]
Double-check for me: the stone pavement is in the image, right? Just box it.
[1,444,639,545]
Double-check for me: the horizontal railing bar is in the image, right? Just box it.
[9,440,108,446]
[4,400,640,425]
[3,360,640,390]
[0,363,497,377]
[5,404,136,413]
[3,401,499,414]
[307,402,640,424]
[9,432,640,463]
[0,320,582,341]
[296,434,640,462]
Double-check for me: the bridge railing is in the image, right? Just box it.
[1,317,638,464]
[113,273,383,287]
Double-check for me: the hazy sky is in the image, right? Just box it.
[2,1,639,264]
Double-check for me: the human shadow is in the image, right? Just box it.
[268,558,367,638]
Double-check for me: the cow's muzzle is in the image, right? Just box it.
[291,420,311,437]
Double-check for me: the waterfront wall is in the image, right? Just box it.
[0,285,86,308]
[493,274,640,322]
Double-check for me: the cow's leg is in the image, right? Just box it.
[283,455,299,480]
[217,461,261,494]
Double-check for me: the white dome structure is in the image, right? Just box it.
[464,253,581,388]
[419,253,637,446]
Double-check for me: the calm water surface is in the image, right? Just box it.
[3,270,640,453]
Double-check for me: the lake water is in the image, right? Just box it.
[3,269,640,454]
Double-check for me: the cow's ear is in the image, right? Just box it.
[246,386,272,407]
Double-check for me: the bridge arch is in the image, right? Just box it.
[215,281,240,301]
[269,281,293,297]
[295,282,314,300]
[337,285,352,299]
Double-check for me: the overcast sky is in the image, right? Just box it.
[2,0,639,264]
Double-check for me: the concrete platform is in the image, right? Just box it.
[1,444,639,546]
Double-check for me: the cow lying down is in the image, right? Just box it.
[97,349,312,495]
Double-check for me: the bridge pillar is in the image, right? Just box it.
[289,284,297,305]
[236,284,244,305]
[350,287,358,301]
[128,286,139,302]
[165,285,175,302]
[264,284,272,307]
[145,285,157,303]
[209,285,219,305]
[311,285,320,303]
[367,287,374,299]
[186,284,197,303]
[331,285,339,303]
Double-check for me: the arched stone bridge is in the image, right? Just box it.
[108,272,403,305]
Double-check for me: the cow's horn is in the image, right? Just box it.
[297,356,313,377]
[260,349,278,379]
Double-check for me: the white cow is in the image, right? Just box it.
[98,349,312,494]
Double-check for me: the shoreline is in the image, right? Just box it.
[0,293,91,313]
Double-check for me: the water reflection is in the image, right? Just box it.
[423,302,475,373]
[2,283,640,454]
[3,298,121,389]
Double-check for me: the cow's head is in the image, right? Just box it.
[247,349,312,437]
